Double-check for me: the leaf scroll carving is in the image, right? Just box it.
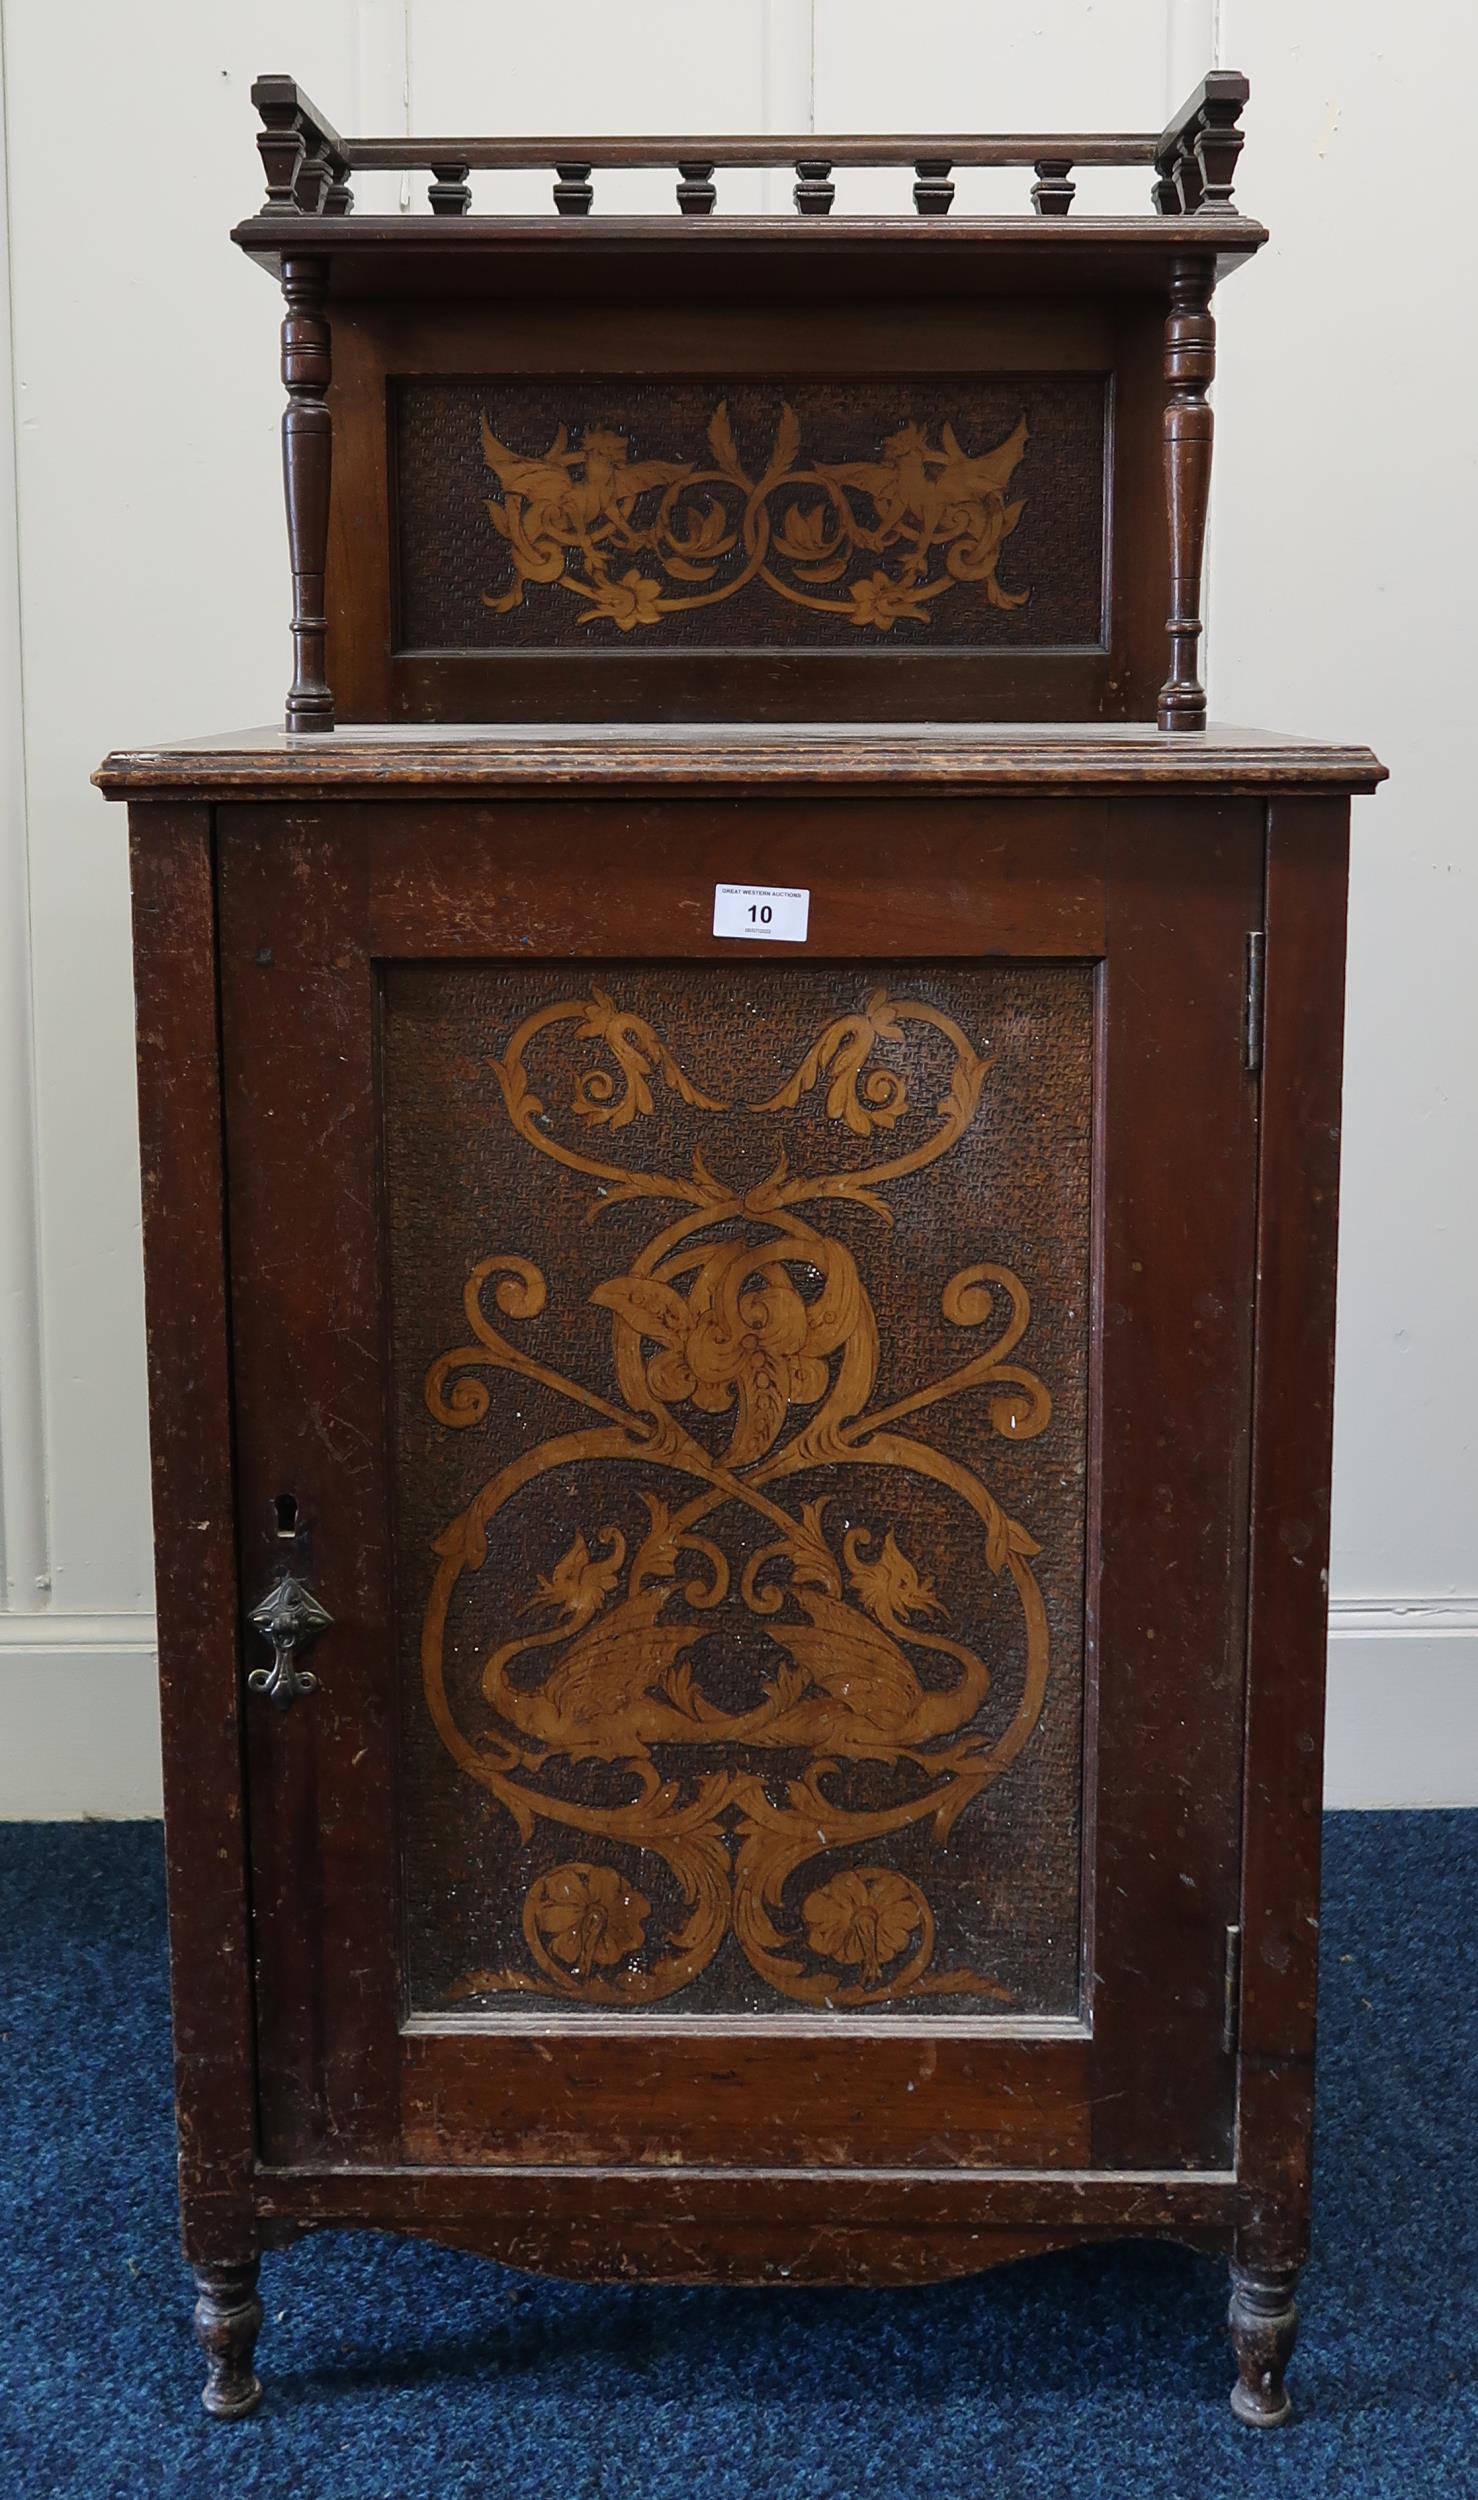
[423,988,1058,2011]
[480,401,1031,633]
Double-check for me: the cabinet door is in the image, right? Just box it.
[219,794,1260,2178]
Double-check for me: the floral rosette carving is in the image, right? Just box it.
[524,1864,651,1985]
[803,1869,928,1989]
[426,986,1052,2011]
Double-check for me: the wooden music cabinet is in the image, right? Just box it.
[96,72,1385,2427]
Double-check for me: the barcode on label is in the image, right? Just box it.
[712,883,810,943]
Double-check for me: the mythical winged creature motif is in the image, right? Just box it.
[480,399,1031,632]
[421,988,1056,2010]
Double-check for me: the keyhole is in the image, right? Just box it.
[273,1492,299,1540]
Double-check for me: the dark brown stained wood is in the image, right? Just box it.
[216,816,401,2169]
[226,76,1262,731]
[94,723,1388,802]
[361,797,1107,958]
[251,2161,1238,2231]
[191,2262,263,2419]
[100,747,1385,2420]
[317,2224,1200,2286]
[1154,73,1250,216]
[337,134,1169,173]
[318,289,1156,728]
[107,60,1377,2420]
[399,2033,1093,2169]
[249,2161,1239,2285]
[1031,161,1076,215]
[200,788,1288,2198]
[278,255,334,732]
[1158,256,1217,731]
[1235,799,1350,2276]
[231,215,1267,288]
[913,161,954,217]
[552,162,594,217]
[1228,2265,1299,2427]
[1087,801,1261,2165]
[675,161,716,216]
[273,2210,1225,2285]
[242,68,1246,220]
[427,162,471,217]
[251,74,351,219]
[127,806,256,2265]
[247,2162,1237,2282]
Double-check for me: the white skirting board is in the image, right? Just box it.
[0,1606,1474,1818]
[0,1618,163,1819]
[1323,1603,1478,1809]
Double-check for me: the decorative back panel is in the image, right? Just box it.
[243,72,1263,726]
[392,377,1108,654]
[384,962,1093,2017]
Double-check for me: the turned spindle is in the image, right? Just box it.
[676,160,716,215]
[278,255,334,733]
[1158,254,1216,733]
[913,159,954,216]
[1228,2266,1299,2428]
[192,2261,264,2421]
[428,161,471,215]
[1031,158,1075,214]
[553,163,593,216]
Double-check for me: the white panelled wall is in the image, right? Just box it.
[0,1,1472,1813]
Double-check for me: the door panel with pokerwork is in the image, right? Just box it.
[219,793,1259,2178]
[385,963,1092,2021]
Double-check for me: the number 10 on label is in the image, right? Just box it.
[712,883,811,944]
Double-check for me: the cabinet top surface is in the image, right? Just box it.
[95,721,1386,802]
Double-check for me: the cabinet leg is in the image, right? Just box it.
[1227,2263,1298,2427]
[191,2259,264,2419]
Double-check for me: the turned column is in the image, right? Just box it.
[1228,2265,1299,2427]
[192,2260,264,2419]
[279,255,334,733]
[1158,254,1216,733]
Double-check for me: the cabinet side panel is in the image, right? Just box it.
[127,803,256,2258]
[1237,797,1350,2269]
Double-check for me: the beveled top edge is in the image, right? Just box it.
[95,722,1387,800]
[233,213,1267,243]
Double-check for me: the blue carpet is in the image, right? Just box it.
[1,1813,1473,2497]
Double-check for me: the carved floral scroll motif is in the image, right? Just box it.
[480,402,1031,632]
[420,987,1058,2010]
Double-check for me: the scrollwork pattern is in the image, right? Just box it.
[424,988,1056,2009]
[480,402,1031,634]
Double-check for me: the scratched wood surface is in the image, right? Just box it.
[200,785,1262,2183]
[99,65,1381,2422]
[110,727,1377,2444]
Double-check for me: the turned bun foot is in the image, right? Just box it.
[1228,2263,1299,2427]
[192,2259,264,2419]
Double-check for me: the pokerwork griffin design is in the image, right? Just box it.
[479,401,1031,632]
[421,988,1056,2009]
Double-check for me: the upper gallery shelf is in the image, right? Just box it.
[230,69,1266,735]
[239,68,1255,231]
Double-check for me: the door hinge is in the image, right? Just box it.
[1222,1922,1243,2056]
[1244,932,1265,1073]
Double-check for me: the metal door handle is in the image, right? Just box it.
[247,1571,332,1710]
